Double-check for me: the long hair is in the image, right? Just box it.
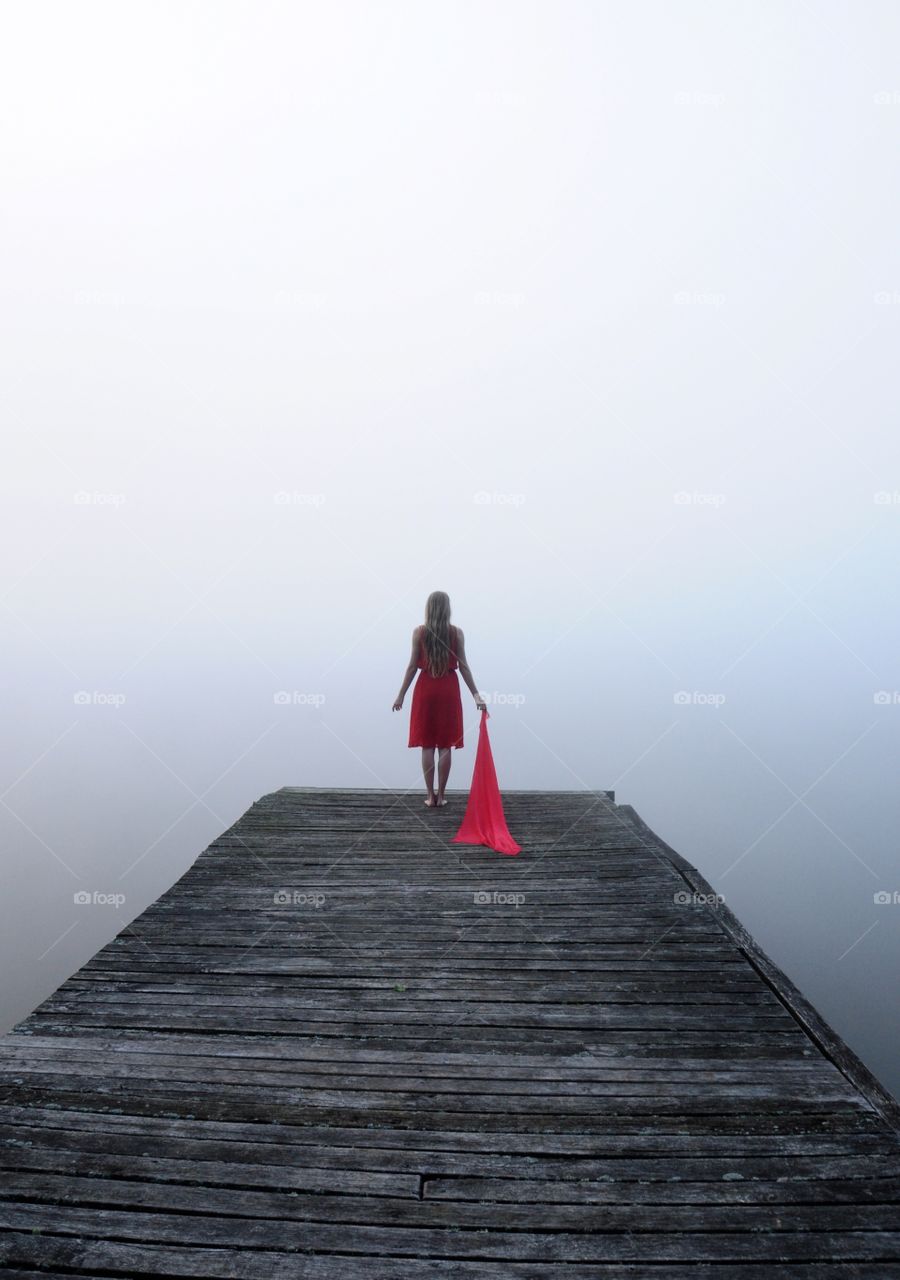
[422,590,453,677]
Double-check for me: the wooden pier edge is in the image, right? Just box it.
[615,801,900,1133]
[277,786,617,798]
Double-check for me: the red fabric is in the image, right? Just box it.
[408,625,464,749]
[452,708,521,855]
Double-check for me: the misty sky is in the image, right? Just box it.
[2,0,899,1096]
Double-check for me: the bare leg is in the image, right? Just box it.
[421,747,436,804]
[435,747,452,805]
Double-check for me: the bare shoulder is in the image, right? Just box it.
[454,624,465,643]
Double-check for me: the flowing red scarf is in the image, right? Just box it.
[452,708,521,855]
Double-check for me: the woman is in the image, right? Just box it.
[392,591,486,807]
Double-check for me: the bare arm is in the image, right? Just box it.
[392,627,421,711]
[455,628,486,710]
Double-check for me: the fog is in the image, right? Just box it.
[2,0,899,1098]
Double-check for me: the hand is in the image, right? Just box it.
[475,698,487,711]
[392,698,403,712]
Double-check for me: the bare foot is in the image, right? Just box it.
[424,795,436,807]
[435,796,448,807]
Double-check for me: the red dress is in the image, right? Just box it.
[408,624,464,749]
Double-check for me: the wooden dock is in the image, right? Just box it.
[1,786,899,1277]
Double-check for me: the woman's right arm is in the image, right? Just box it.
[392,627,420,710]
[455,629,486,710]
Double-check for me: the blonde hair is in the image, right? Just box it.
[422,590,453,677]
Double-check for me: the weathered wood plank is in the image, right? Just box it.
[1,1232,895,1280]
[2,1201,900,1261]
[5,1122,898,1184]
[5,1170,900,1232]
[3,1104,892,1157]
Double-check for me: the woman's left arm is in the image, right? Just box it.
[392,627,420,711]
